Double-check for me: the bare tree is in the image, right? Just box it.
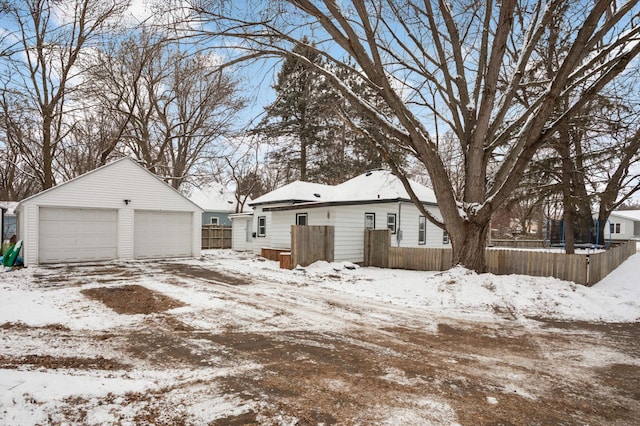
[88,31,245,190]
[0,0,129,190]
[190,0,640,271]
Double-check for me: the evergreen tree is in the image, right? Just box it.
[254,40,406,184]
[252,36,330,182]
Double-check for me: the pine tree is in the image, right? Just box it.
[254,40,406,184]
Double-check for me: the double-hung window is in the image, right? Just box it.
[296,213,308,226]
[364,213,375,229]
[418,216,426,245]
[387,213,397,234]
[257,216,266,237]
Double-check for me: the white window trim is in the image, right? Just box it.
[365,213,375,229]
[418,216,426,245]
[210,217,219,225]
[296,213,308,226]
[257,216,266,237]
[387,213,397,234]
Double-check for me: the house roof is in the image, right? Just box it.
[0,201,18,215]
[250,181,332,206]
[16,157,203,212]
[250,169,436,208]
[189,183,252,213]
[611,210,640,221]
[329,169,436,203]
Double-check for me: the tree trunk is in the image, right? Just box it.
[451,221,489,272]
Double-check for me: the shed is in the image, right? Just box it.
[16,157,203,266]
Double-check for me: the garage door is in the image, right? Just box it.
[134,211,192,259]
[39,207,117,263]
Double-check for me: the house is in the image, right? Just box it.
[606,210,640,240]
[15,157,203,266]
[0,201,17,241]
[189,183,251,226]
[231,169,447,263]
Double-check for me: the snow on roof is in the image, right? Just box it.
[250,170,436,206]
[0,201,18,215]
[611,210,640,221]
[250,181,333,205]
[329,169,436,203]
[189,183,251,212]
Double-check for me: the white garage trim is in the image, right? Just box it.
[16,158,203,266]
[39,207,117,264]
[134,210,192,259]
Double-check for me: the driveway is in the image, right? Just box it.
[1,255,638,425]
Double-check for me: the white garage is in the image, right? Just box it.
[39,207,118,263]
[16,157,203,266]
[134,210,192,259]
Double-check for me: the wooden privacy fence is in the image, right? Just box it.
[290,225,334,268]
[201,225,232,249]
[367,229,636,285]
[364,229,390,268]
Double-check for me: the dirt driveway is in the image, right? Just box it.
[2,260,639,425]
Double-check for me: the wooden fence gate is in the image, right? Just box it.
[364,229,390,268]
[201,225,232,249]
[291,225,335,267]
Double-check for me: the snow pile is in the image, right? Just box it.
[296,255,640,323]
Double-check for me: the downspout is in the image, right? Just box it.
[397,202,402,245]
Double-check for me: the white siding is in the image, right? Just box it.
[605,216,635,240]
[231,216,251,251]
[331,202,446,263]
[251,206,272,254]
[118,207,134,259]
[247,201,445,263]
[16,158,202,265]
[22,159,198,211]
[18,204,38,266]
[399,204,447,248]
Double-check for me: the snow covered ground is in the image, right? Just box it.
[1,250,639,424]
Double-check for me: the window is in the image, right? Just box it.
[387,213,397,234]
[210,217,219,225]
[257,216,266,237]
[418,216,426,245]
[616,223,621,234]
[443,231,450,244]
[610,223,615,234]
[364,213,375,229]
[296,213,308,226]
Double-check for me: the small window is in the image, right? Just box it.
[387,213,397,234]
[610,223,615,234]
[418,216,426,245]
[443,231,450,244]
[257,216,266,237]
[364,213,375,229]
[210,217,219,225]
[296,213,308,226]
[616,223,621,234]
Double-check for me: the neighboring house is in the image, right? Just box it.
[189,184,251,226]
[16,157,202,266]
[231,169,447,263]
[1,201,18,241]
[606,210,640,240]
